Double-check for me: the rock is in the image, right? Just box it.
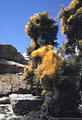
[0,44,28,64]
[0,104,21,120]
[0,104,13,115]
[0,114,5,120]
[0,97,10,104]
[0,59,25,74]
[78,104,82,113]
[22,53,30,61]
[0,44,30,96]
[9,94,43,115]
[0,74,28,95]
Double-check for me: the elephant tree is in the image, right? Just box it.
[24,11,58,95]
[58,0,82,88]
[25,11,58,55]
[58,0,82,55]
[57,0,82,117]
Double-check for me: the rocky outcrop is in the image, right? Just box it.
[0,44,29,95]
[0,94,43,120]
[9,94,43,115]
[0,104,22,120]
[0,44,29,74]
[0,94,82,120]
[0,59,25,74]
[0,73,28,95]
[0,44,28,64]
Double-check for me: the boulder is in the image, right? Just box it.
[0,44,28,64]
[9,94,43,115]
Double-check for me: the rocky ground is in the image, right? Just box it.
[0,94,82,120]
[0,94,55,120]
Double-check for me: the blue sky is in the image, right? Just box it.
[0,0,72,53]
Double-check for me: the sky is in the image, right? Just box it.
[0,0,72,54]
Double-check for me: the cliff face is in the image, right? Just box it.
[0,44,28,64]
[0,44,29,95]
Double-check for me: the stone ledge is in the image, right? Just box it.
[9,94,43,115]
[0,59,28,74]
[0,44,28,64]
